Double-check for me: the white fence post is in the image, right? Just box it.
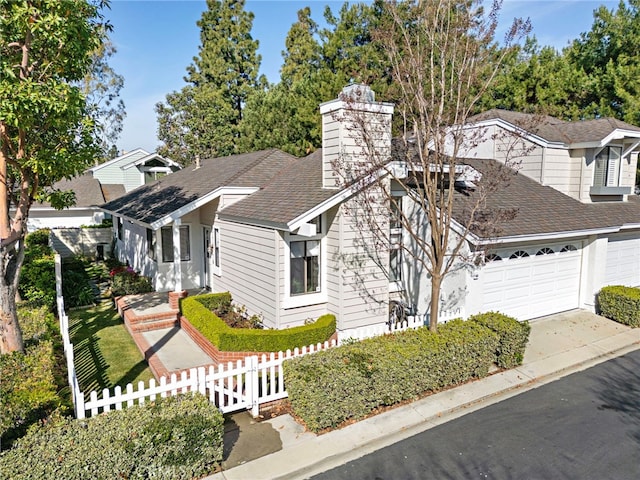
[247,355,260,418]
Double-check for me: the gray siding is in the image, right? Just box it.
[334,193,388,330]
[122,167,142,192]
[214,220,278,326]
[92,150,148,186]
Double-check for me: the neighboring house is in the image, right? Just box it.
[88,148,181,193]
[27,149,180,231]
[102,86,640,336]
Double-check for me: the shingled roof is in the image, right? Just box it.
[34,173,106,209]
[469,109,640,146]
[453,158,640,239]
[218,149,337,229]
[101,149,298,226]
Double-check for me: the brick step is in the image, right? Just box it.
[127,317,179,333]
[123,309,179,324]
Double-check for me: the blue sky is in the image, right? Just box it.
[107,0,619,153]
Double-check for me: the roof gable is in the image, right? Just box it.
[88,148,150,173]
[469,109,640,147]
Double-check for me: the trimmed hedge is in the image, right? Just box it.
[0,394,224,480]
[182,293,336,352]
[283,319,500,432]
[469,312,530,368]
[598,286,640,327]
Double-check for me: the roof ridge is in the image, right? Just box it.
[227,148,297,187]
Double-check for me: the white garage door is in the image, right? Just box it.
[481,242,582,320]
[605,234,640,287]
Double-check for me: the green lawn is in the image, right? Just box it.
[68,303,154,395]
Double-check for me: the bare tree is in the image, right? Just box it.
[333,0,531,331]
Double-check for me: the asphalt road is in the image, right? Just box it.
[310,349,640,480]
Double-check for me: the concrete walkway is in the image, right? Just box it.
[207,310,640,480]
[141,327,214,372]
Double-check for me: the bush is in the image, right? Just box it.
[0,394,224,479]
[182,293,336,352]
[110,266,153,296]
[469,312,530,368]
[62,256,95,308]
[283,319,499,432]
[598,286,640,327]
[19,232,56,309]
[1,304,66,449]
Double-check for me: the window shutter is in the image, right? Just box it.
[593,152,606,187]
[161,227,173,262]
[606,148,621,187]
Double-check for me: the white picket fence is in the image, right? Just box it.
[54,253,431,419]
[75,343,335,419]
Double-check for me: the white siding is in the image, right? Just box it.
[543,147,581,198]
[27,208,103,232]
[118,220,158,286]
[620,151,639,190]
[214,220,278,326]
[402,196,469,321]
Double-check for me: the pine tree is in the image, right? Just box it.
[156,0,262,165]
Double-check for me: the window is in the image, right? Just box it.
[116,217,123,241]
[485,253,502,262]
[146,229,156,261]
[161,225,190,263]
[560,245,577,252]
[536,247,554,256]
[509,250,529,259]
[593,146,622,187]
[389,196,403,284]
[390,196,403,230]
[212,226,221,274]
[290,240,320,295]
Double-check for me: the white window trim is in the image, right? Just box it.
[593,145,623,187]
[212,226,221,276]
[160,224,191,263]
[389,193,405,293]
[283,215,327,309]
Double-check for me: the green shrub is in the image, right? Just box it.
[0,394,224,479]
[469,312,530,368]
[19,235,56,309]
[62,256,95,308]
[0,342,61,449]
[598,286,640,327]
[283,319,499,432]
[182,293,336,352]
[1,305,68,449]
[110,266,153,296]
[24,229,50,248]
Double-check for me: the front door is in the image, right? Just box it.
[203,226,211,289]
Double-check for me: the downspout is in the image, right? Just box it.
[274,229,280,329]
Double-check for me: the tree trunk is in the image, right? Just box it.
[429,273,442,332]
[1,242,25,353]
[0,280,24,353]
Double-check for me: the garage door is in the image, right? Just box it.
[481,242,582,320]
[605,234,640,287]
